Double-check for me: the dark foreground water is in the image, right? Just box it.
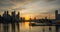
[0,21,60,32]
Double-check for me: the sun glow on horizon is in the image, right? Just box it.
[21,14,35,20]
[20,14,55,20]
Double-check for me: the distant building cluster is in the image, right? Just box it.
[0,11,25,23]
[29,10,60,24]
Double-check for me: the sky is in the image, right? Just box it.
[0,0,60,20]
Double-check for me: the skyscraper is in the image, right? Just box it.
[55,10,58,20]
[55,10,60,20]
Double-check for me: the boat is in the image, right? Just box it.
[29,22,57,26]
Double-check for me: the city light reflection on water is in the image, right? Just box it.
[0,21,60,32]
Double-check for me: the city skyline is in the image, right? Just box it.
[0,0,60,32]
[0,10,57,20]
[0,0,60,20]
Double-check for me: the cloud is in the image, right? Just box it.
[0,0,60,14]
[0,0,30,11]
[44,0,55,1]
[0,0,59,19]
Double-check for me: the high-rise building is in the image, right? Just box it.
[55,10,60,20]
[17,12,20,18]
[55,10,58,20]
[16,12,20,21]
[12,11,16,17]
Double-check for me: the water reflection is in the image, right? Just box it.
[20,22,56,32]
[0,21,60,32]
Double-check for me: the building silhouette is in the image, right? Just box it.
[0,10,22,32]
[55,10,60,20]
[0,10,25,23]
[3,11,11,23]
